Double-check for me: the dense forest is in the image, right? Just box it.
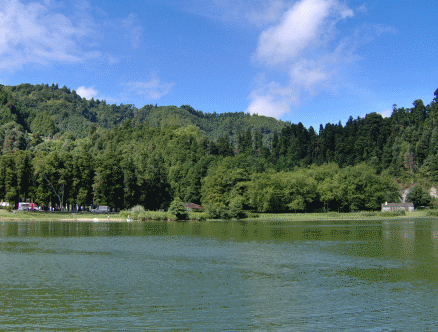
[0,83,437,215]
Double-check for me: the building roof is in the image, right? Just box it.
[184,202,204,209]
[381,202,414,207]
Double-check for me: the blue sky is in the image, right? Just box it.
[1,0,437,130]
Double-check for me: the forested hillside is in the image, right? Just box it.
[0,83,285,144]
[0,83,437,214]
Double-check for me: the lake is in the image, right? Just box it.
[1,219,438,331]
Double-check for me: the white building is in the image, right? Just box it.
[381,202,414,212]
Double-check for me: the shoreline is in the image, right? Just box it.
[0,210,436,223]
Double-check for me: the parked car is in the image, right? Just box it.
[18,202,40,211]
[91,206,110,213]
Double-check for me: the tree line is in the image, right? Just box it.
[0,83,437,214]
[0,122,423,213]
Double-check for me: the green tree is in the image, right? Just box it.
[217,134,234,157]
[419,155,438,184]
[228,195,247,219]
[30,114,56,137]
[71,152,94,208]
[93,151,124,210]
[245,170,285,212]
[33,151,73,209]
[317,163,399,211]
[406,184,431,207]
[0,154,19,207]
[168,197,188,220]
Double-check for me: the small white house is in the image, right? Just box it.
[381,202,414,212]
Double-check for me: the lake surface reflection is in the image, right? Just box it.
[1,219,438,331]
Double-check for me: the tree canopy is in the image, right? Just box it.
[0,83,437,214]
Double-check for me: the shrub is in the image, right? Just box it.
[246,211,260,218]
[119,210,129,218]
[152,212,168,220]
[120,210,140,219]
[168,198,188,221]
[189,212,208,221]
[380,209,406,217]
[119,205,147,220]
[430,198,438,209]
[407,184,431,207]
[204,201,248,220]
[426,210,438,217]
[205,203,231,220]
[360,211,377,217]
[130,205,146,214]
[228,196,247,219]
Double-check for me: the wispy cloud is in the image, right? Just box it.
[76,86,98,99]
[246,0,285,26]
[247,78,298,119]
[125,75,175,100]
[254,0,353,65]
[356,3,368,13]
[180,0,271,25]
[245,0,376,119]
[380,108,392,118]
[0,0,101,71]
[121,13,142,50]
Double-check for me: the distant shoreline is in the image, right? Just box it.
[0,209,435,223]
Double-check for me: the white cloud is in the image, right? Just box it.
[290,60,328,91]
[255,0,353,65]
[76,86,98,99]
[125,75,175,100]
[246,74,298,118]
[0,0,100,71]
[246,81,298,118]
[246,0,357,119]
[380,108,392,118]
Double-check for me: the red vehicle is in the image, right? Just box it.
[18,202,39,211]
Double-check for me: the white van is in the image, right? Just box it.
[91,206,110,213]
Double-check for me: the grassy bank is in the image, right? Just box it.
[119,210,208,221]
[1,209,437,223]
[253,210,437,221]
[0,209,208,222]
[0,210,124,222]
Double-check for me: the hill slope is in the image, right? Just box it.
[0,83,286,144]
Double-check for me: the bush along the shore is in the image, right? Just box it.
[426,210,438,216]
[167,198,188,221]
[245,211,260,218]
[188,212,208,221]
[228,196,248,219]
[204,202,247,220]
[120,205,144,220]
[360,211,378,217]
[119,210,168,221]
[120,207,206,221]
[380,209,406,217]
[130,205,146,214]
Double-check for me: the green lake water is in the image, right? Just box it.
[1,219,438,331]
